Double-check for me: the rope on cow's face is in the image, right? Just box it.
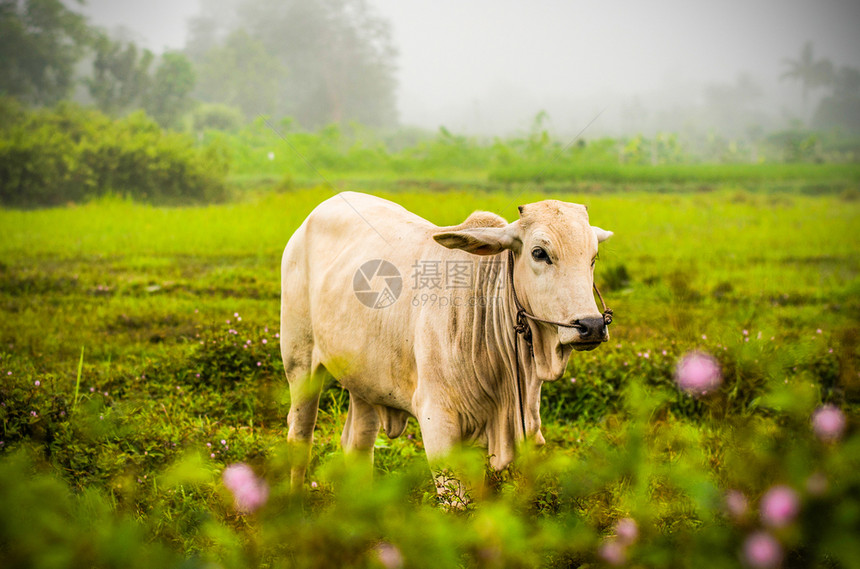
[506,250,613,347]
[506,249,613,441]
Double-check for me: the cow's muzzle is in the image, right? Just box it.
[507,250,613,351]
[567,316,608,351]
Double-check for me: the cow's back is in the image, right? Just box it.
[281,192,439,412]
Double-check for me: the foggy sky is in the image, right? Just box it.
[75,0,860,136]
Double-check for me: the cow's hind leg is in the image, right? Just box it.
[285,356,326,492]
[341,392,381,468]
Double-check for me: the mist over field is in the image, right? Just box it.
[74,0,860,137]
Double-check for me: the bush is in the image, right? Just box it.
[0,102,229,207]
[0,451,186,569]
[192,103,245,133]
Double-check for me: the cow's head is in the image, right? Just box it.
[433,200,612,381]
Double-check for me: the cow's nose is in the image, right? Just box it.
[572,316,607,342]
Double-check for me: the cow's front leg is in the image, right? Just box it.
[341,392,381,468]
[417,406,476,508]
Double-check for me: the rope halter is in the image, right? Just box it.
[506,250,613,346]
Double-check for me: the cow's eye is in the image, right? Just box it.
[591,256,597,267]
[531,247,552,264]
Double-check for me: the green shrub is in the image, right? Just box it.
[0,103,229,207]
[0,451,187,569]
[192,103,245,132]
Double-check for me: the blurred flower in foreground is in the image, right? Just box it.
[725,490,749,521]
[806,472,829,496]
[743,531,783,569]
[598,517,638,564]
[675,351,722,396]
[375,541,404,569]
[598,539,627,566]
[223,463,269,513]
[812,405,846,442]
[615,518,638,545]
[760,485,799,528]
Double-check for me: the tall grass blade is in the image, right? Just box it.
[73,346,84,410]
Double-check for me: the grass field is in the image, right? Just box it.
[1,184,859,568]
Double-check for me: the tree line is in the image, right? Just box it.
[2,2,858,134]
[0,0,398,130]
[780,41,860,132]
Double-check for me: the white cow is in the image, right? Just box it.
[280,192,612,490]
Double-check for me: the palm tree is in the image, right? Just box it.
[781,42,835,119]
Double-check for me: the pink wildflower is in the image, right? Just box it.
[760,485,799,528]
[812,405,846,442]
[743,531,783,569]
[376,542,404,569]
[223,463,269,513]
[725,490,748,520]
[675,351,722,396]
[598,539,627,566]
[615,518,638,545]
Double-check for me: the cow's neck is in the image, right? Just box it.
[468,255,544,466]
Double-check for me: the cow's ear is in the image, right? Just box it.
[592,226,613,243]
[433,223,522,256]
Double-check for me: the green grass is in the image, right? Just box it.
[205,119,860,192]
[489,162,860,187]
[1,185,859,568]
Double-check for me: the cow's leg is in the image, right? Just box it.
[285,356,326,492]
[340,392,381,467]
[417,407,474,507]
[281,233,321,492]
